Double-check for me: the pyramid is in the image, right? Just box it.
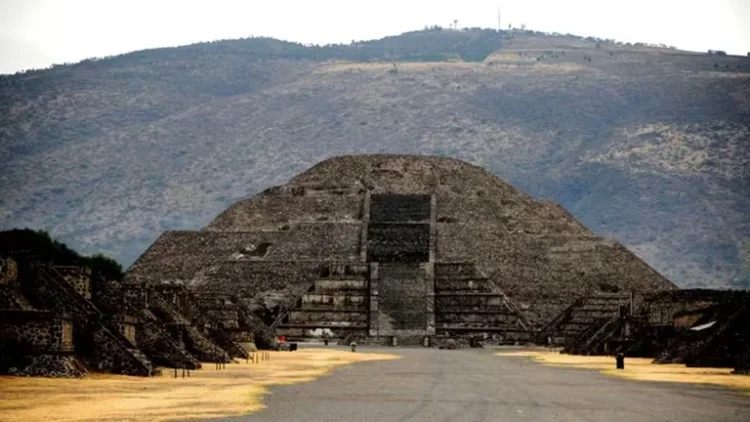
[126,155,676,342]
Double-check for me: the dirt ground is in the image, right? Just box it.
[496,349,750,393]
[0,348,399,422]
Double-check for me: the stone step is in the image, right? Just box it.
[302,293,368,307]
[294,307,368,312]
[288,310,368,324]
[575,305,622,312]
[434,264,482,279]
[436,308,515,315]
[91,323,155,376]
[435,326,528,333]
[436,296,506,308]
[182,325,232,363]
[313,279,368,292]
[278,322,368,329]
[437,313,520,324]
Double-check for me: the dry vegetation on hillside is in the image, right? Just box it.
[1,29,748,288]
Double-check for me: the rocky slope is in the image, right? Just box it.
[1,29,748,288]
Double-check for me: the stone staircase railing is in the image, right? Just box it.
[210,327,249,359]
[90,322,155,376]
[30,263,155,376]
[565,316,618,355]
[271,282,316,328]
[148,293,192,325]
[182,324,232,363]
[137,321,202,370]
[29,263,100,319]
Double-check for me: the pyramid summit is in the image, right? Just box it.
[126,154,676,343]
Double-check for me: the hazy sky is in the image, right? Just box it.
[1,0,749,74]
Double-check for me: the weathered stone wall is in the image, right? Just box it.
[125,231,285,284]
[182,325,232,363]
[199,261,320,320]
[0,257,18,286]
[265,223,363,261]
[436,193,591,236]
[136,322,201,369]
[540,293,629,346]
[656,296,749,368]
[0,309,84,377]
[207,191,364,231]
[148,293,192,325]
[0,285,36,310]
[0,314,73,353]
[21,264,98,321]
[435,263,482,279]
[86,324,154,376]
[208,328,249,358]
[3,355,85,378]
[55,266,92,299]
[102,314,139,346]
[644,290,733,326]
[90,278,123,315]
[436,223,675,325]
[287,156,524,200]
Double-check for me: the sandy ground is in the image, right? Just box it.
[0,349,399,422]
[497,349,750,393]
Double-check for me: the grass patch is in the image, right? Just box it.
[0,348,399,422]
[497,349,750,393]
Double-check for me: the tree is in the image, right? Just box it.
[0,228,124,280]
[87,253,124,281]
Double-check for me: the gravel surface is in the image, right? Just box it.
[210,346,750,422]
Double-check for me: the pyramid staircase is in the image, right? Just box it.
[434,263,531,343]
[564,315,617,355]
[172,292,250,359]
[27,263,155,375]
[136,319,202,369]
[148,292,232,363]
[277,264,370,340]
[538,293,630,346]
[208,325,249,359]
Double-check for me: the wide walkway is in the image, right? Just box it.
[218,347,750,422]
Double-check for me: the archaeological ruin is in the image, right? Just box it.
[0,231,253,377]
[125,155,677,346]
[3,154,747,376]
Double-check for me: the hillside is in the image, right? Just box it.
[1,28,748,288]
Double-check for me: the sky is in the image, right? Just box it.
[1,0,749,74]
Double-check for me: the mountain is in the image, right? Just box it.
[1,28,748,288]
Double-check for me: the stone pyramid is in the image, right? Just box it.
[127,155,676,342]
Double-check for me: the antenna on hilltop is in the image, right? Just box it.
[497,8,501,31]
